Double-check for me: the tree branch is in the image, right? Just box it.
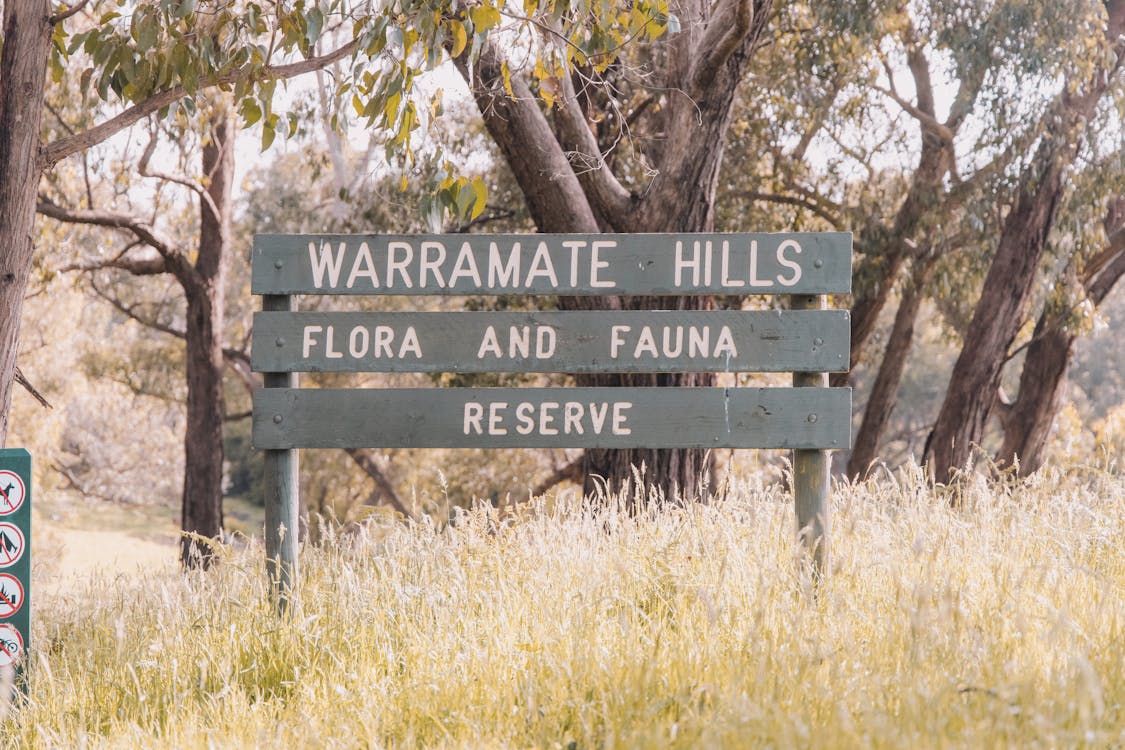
[735,189,841,227]
[138,125,221,226]
[15,367,52,409]
[41,39,360,169]
[49,0,88,24]
[691,0,754,93]
[454,41,599,234]
[36,196,197,285]
[554,72,634,227]
[344,448,412,519]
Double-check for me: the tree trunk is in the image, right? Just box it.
[180,111,234,567]
[847,258,931,478]
[454,31,775,500]
[924,147,1065,484]
[0,1,51,446]
[997,227,1125,474]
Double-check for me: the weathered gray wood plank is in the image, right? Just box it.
[251,310,851,374]
[252,387,852,450]
[251,233,852,295]
[261,294,299,615]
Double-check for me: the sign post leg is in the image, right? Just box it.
[263,294,299,615]
[791,294,830,578]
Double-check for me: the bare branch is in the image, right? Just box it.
[41,39,360,169]
[734,190,841,227]
[138,125,222,225]
[49,0,89,24]
[345,448,412,519]
[36,196,197,285]
[15,367,52,409]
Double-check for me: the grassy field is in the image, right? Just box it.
[3,464,1124,748]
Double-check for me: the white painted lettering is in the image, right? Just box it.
[635,326,658,358]
[748,240,772,288]
[477,326,502,358]
[463,403,484,434]
[419,241,447,288]
[302,325,322,358]
[374,326,395,357]
[387,241,414,288]
[525,242,559,287]
[704,241,713,286]
[612,402,632,435]
[488,402,509,435]
[346,242,380,289]
[713,326,737,358]
[610,325,629,358]
[510,326,530,359]
[325,325,343,359]
[720,240,745,287]
[488,242,520,287]
[564,402,584,434]
[776,239,803,287]
[515,403,536,434]
[449,241,482,287]
[563,240,585,286]
[589,402,609,433]
[689,326,710,357]
[536,326,556,358]
[308,241,345,288]
[399,326,422,358]
[590,241,616,288]
[675,240,701,287]
[539,402,559,435]
[348,326,369,358]
[662,326,684,357]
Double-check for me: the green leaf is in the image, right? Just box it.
[261,120,276,150]
[306,7,324,44]
[470,177,487,220]
[469,5,501,32]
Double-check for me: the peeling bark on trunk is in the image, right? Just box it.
[180,113,234,567]
[847,259,932,478]
[0,1,51,446]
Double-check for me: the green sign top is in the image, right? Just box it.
[252,233,852,296]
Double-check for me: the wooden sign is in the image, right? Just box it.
[252,233,852,296]
[0,449,30,685]
[253,387,851,450]
[251,310,851,374]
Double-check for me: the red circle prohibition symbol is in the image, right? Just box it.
[0,523,24,568]
[0,572,24,618]
[0,471,25,516]
[0,624,23,667]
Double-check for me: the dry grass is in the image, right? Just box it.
[4,463,1124,748]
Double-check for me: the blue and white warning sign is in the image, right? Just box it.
[0,470,25,516]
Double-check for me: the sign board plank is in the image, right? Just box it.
[252,233,852,296]
[251,310,851,374]
[253,387,851,450]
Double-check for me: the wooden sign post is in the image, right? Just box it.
[252,233,851,609]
